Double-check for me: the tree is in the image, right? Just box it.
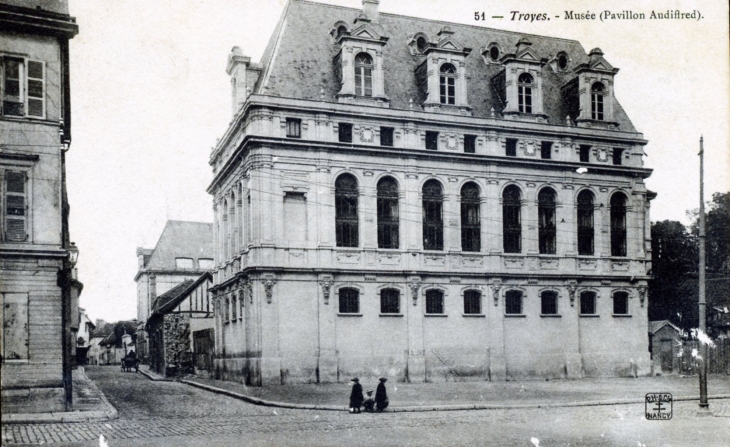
[77,336,86,346]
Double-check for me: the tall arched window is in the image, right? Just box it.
[229,195,236,258]
[502,185,522,253]
[335,174,359,247]
[236,186,243,252]
[591,82,605,120]
[518,73,533,113]
[461,182,480,252]
[422,180,443,250]
[538,188,557,254]
[355,53,373,97]
[577,190,594,256]
[231,292,237,321]
[610,193,627,256]
[439,63,456,105]
[222,199,229,261]
[377,177,399,249]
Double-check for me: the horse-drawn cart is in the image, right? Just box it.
[121,356,139,373]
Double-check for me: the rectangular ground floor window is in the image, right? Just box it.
[380,289,400,314]
[505,290,522,315]
[463,290,481,314]
[1,293,29,360]
[613,291,629,315]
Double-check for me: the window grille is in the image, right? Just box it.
[502,185,521,253]
[613,291,629,314]
[380,289,400,314]
[339,288,360,313]
[610,193,627,256]
[425,290,444,314]
[463,290,481,314]
[335,174,359,247]
[422,180,443,250]
[461,182,480,252]
[580,291,596,315]
[577,190,594,255]
[505,290,522,314]
[377,177,399,249]
[538,188,557,254]
[541,291,558,315]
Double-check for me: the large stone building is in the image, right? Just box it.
[208,0,655,386]
[135,220,214,362]
[1,0,81,410]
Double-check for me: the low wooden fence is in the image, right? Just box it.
[676,338,730,375]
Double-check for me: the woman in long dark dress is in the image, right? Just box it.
[349,378,364,413]
[375,377,388,412]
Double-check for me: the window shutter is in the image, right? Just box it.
[5,171,27,242]
[26,60,45,118]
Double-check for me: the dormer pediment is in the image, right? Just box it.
[516,47,540,62]
[590,57,614,72]
[345,22,389,44]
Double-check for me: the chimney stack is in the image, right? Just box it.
[226,46,252,117]
[362,0,380,22]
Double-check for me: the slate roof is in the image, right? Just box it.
[648,320,682,335]
[143,221,214,271]
[255,0,636,131]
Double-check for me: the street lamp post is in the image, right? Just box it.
[698,136,709,411]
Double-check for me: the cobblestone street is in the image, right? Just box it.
[2,367,729,446]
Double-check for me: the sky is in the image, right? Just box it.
[66,0,730,323]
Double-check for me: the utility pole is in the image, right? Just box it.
[698,136,709,411]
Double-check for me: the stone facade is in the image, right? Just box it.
[208,1,654,386]
[1,0,80,409]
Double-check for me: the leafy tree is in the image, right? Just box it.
[77,336,86,346]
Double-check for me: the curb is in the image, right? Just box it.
[138,367,172,382]
[1,368,118,424]
[180,379,730,413]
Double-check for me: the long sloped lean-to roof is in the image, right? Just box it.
[254,0,636,131]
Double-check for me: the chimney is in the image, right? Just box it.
[226,46,252,117]
[362,0,379,22]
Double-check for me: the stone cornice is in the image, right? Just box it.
[0,4,78,38]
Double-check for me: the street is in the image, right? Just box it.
[2,366,729,446]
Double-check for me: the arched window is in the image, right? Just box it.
[461,182,481,252]
[505,290,523,315]
[380,288,400,314]
[377,177,399,249]
[538,188,557,254]
[439,63,456,105]
[463,290,481,314]
[339,288,360,314]
[502,186,522,253]
[518,73,533,113]
[613,291,629,315]
[591,82,605,120]
[336,25,348,39]
[422,180,443,250]
[580,291,596,315]
[335,174,359,247]
[222,199,229,261]
[577,190,594,256]
[224,297,230,323]
[231,293,237,321]
[541,290,558,315]
[425,290,444,314]
[610,193,627,256]
[355,53,373,97]
[229,196,236,259]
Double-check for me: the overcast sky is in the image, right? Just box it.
[66,0,729,323]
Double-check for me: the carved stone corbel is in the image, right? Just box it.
[637,285,647,307]
[490,279,502,306]
[263,274,276,304]
[408,277,421,306]
[319,275,334,305]
[566,280,577,307]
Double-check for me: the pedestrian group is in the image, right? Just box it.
[349,377,388,413]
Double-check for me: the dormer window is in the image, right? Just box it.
[490,46,500,61]
[336,25,348,39]
[416,36,428,53]
[557,53,569,70]
[591,82,605,120]
[439,64,456,105]
[355,53,373,97]
[517,73,533,113]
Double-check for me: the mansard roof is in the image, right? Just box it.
[144,220,214,271]
[254,0,636,131]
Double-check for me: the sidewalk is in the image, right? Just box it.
[137,364,172,381]
[178,374,730,413]
[1,366,118,424]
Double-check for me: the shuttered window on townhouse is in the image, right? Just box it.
[26,60,45,118]
[2,57,23,116]
[5,171,27,242]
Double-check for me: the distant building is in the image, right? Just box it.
[135,220,214,362]
[208,1,654,386]
[648,320,684,375]
[1,0,81,410]
[74,308,95,366]
[146,272,214,376]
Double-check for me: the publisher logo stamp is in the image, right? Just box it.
[645,393,673,420]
